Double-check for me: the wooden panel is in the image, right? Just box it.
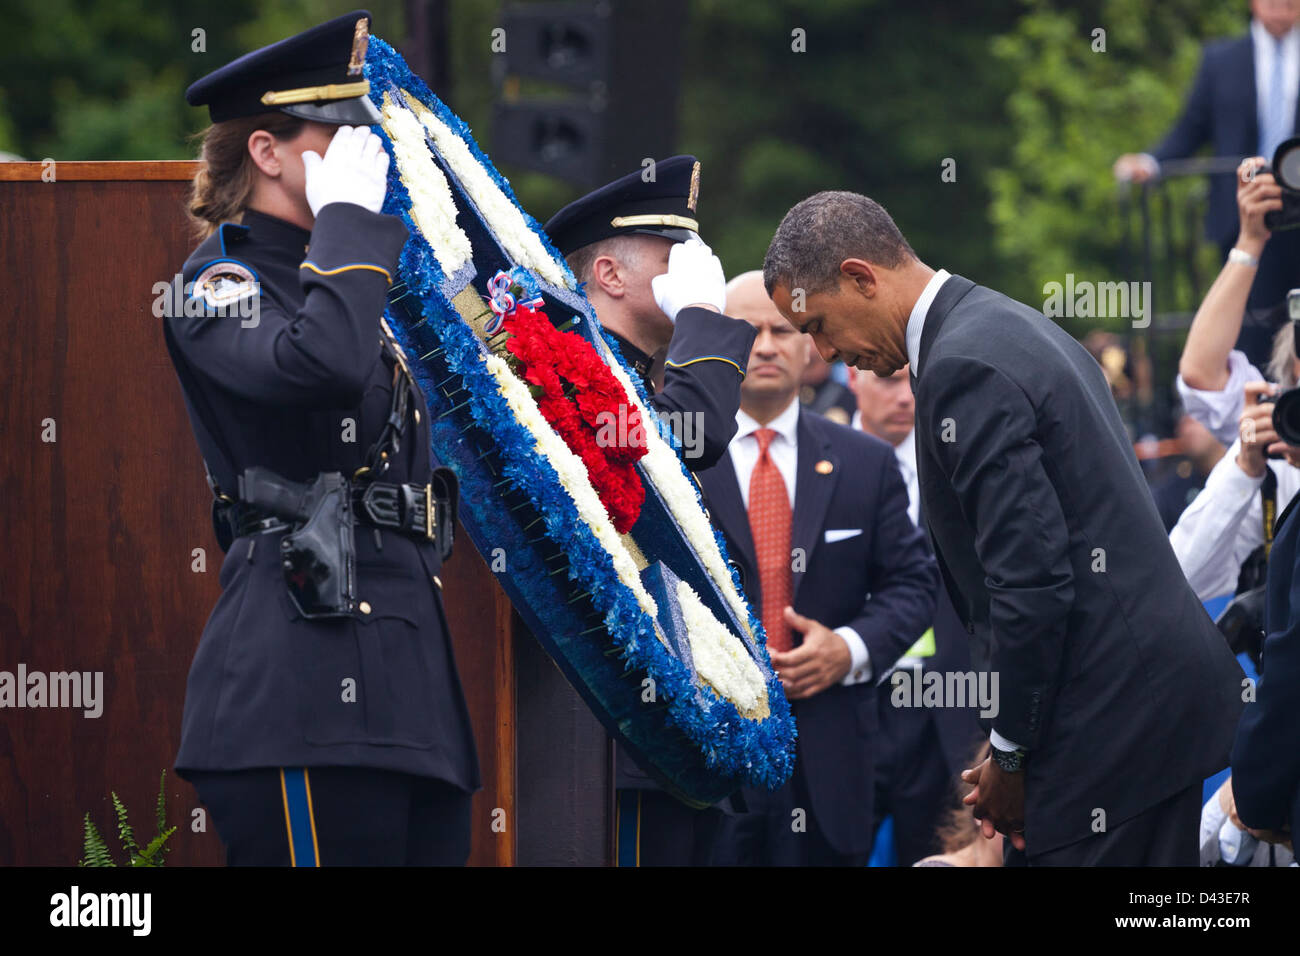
[0,177,516,866]
[0,179,224,865]
[440,534,516,866]
[0,161,199,181]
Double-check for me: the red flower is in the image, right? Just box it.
[502,307,648,533]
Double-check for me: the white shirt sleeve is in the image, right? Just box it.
[1175,350,1265,447]
[990,729,1028,752]
[835,626,871,685]
[1168,437,1267,601]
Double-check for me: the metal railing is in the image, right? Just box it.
[1115,155,1246,439]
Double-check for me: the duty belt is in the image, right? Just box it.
[353,480,438,542]
[222,473,456,559]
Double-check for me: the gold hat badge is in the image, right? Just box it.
[348,18,370,76]
[687,161,701,213]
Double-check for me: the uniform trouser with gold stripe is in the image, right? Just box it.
[187,766,472,866]
[615,789,727,866]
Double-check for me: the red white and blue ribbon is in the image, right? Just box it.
[484,269,545,335]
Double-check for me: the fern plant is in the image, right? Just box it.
[79,769,177,867]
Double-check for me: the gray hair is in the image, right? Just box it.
[1268,321,1298,388]
[762,191,916,297]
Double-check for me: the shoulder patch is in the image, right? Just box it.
[191,259,258,310]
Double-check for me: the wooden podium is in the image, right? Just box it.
[0,162,610,866]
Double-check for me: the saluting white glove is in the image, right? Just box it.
[651,235,726,321]
[302,124,390,217]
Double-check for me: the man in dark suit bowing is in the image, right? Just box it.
[763,191,1246,865]
[700,270,938,866]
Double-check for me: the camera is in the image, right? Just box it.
[1260,137,1300,232]
[1259,293,1300,453]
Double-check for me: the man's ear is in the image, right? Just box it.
[590,253,624,298]
[840,258,878,298]
[247,130,282,179]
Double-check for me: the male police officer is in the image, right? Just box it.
[545,156,757,471]
[544,157,757,864]
[167,11,480,866]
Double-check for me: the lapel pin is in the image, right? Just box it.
[815,459,833,475]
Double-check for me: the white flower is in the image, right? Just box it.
[484,354,658,620]
[677,581,768,718]
[380,95,473,275]
[405,93,571,289]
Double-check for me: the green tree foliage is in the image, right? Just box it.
[0,0,404,160]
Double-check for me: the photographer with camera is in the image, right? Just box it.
[1170,155,1300,606]
[1178,156,1289,443]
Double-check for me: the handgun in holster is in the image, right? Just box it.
[238,466,357,619]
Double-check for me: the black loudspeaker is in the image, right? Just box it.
[490,0,688,186]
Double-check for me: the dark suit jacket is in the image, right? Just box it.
[1150,32,1300,246]
[1231,495,1300,834]
[913,274,1245,855]
[695,409,938,856]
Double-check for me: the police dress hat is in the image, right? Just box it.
[544,155,703,255]
[186,10,381,126]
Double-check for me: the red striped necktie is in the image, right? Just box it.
[747,427,794,653]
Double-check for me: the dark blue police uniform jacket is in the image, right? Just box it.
[164,202,480,792]
[1231,495,1300,835]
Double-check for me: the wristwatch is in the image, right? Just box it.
[991,744,1027,773]
[1228,247,1261,268]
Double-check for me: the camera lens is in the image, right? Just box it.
[1273,137,1300,191]
[1273,388,1300,447]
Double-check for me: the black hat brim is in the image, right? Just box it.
[623,226,696,245]
[279,95,381,126]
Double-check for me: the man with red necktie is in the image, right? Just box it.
[697,271,938,865]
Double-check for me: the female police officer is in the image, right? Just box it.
[165,11,480,865]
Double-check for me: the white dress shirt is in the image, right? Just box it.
[732,399,800,510]
[1176,349,1265,447]
[731,397,872,685]
[1170,436,1300,600]
[1169,346,1300,598]
[904,269,952,374]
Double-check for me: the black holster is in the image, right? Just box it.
[239,467,357,619]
